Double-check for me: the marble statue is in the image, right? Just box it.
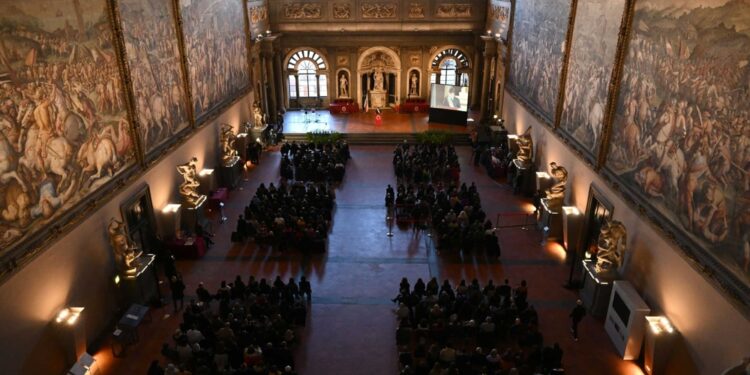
[252,101,265,128]
[410,73,418,96]
[108,218,142,275]
[220,124,239,166]
[177,157,204,207]
[515,127,534,168]
[373,69,384,90]
[544,162,568,210]
[595,220,627,273]
[339,73,349,97]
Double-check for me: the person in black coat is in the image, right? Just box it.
[299,276,312,301]
[569,299,586,341]
[170,275,186,312]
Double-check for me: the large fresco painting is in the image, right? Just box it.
[508,0,572,124]
[606,0,750,304]
[558,0,627,162]
[0,1,136,262]
[116,0,191,155]
[179,0,250,123]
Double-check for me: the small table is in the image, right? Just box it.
[167,236,207,259]
[112,304,151,357]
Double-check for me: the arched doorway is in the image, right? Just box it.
[357,47,401,109]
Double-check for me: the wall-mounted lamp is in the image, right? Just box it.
[644,316,678,374]
[54,307,86,367]
[161,203,182,239]
[198,168,216,195]
[562,206,582,254]
[266,30,271,35]
[56,307,84,326]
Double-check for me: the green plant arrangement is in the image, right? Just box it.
[305,130,344,143]
[415,130,451,145]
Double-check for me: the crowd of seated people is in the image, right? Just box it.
[393,278,564,375]
[150,275,312,375]
[393,144,460,183]
[232,181,334,252]
[386,182,500,255]
[280,141,350,182]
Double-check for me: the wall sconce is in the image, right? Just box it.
[562,206,582,253]
[160,203,182,239]
[54,307,86,367]
[266,30,271,35]
[486,29,491,35]
[644,316,678,374]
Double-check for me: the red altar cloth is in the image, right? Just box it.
[167,236,207,259]
[329,99,359,114]
[399,98,429,113]
[208,188,228,211]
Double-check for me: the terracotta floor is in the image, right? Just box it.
[97,146,642,375]
[284,110,473,134]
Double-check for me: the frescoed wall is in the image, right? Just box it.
[605,0,750,299]
[507,0,572,123]
[486,0,511,41]
[179,0,250,123]
[558,0,628,162]
[247,0,270,40]
[117,0,191,154]
[0,0,136,259]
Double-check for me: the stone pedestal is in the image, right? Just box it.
[219,157,241,189]
[182,197,206,233]
[538,198,562,240]
[580,260,617,318]
[511,159,535,196]
[121,254,158,306]
[370,89,386,108]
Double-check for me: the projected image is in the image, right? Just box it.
[430,84,469,112]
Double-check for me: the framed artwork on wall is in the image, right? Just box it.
[603,0,750,313]
[0,0,139,282]
[113,0,192,160]
[507,0,573,125]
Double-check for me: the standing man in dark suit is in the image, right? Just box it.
[569,299,586,341]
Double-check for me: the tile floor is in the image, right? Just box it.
[97,146,642,375]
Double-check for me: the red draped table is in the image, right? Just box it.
[167,237,207,259]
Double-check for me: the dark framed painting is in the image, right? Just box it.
[178,0,251,124]
[604,0,750,312]
[119,184,158,253]
[0,0,138,281]
[507,0,573,125]
[557,0,629,164]
[113,0,192,158]
[580,184,614,259]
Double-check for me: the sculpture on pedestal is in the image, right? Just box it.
[339,73,349,97]
[252,101,265,128]
[108,218,142,275]
[220,124,239,166]
[544,162,568,210]
[515,127,534,168]
[177,157,204,207]
[373,68,384,90]
[595,220,627,273]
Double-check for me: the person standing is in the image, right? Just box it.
[170,275,186,313]
[569,299,586,341]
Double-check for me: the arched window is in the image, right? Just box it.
[432,48,470,87]
[287,50,327,99]
[439,59,457,85]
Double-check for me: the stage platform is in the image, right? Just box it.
[283,109,474,134]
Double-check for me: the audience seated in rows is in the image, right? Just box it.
[150,275,312,375]
[280,141,350,182]
[393,278,564,375]
[386,182,501,255]
[233,181,334,252]
[393,144,460,183]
